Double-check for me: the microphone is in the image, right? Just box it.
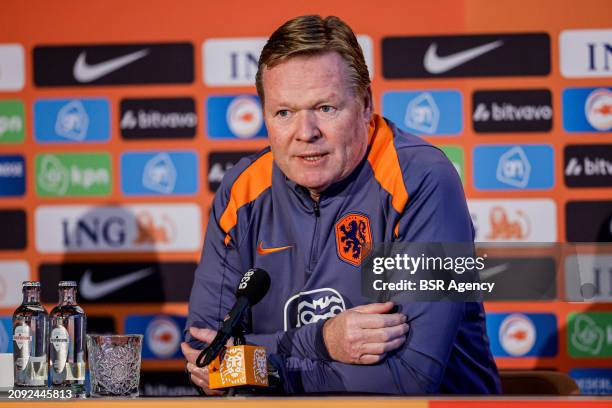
[196,268,270,368]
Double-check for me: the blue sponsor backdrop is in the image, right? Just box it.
[34,98,110,143]
[563,87,612,133]
[486,313,557,357]
[0,155,25,196]
[121,151,198,195]
[382,90,463,135]
[0,317,13,353]
[569,368,612,395]
[473,144,554,190]
[206,95,267,139]
[125,315,186,359]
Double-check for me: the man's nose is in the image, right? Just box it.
[295,110,322,142]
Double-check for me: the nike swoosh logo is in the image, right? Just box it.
[73,48,150,83]
[424,40,503,74]
[80,267,154,300]
[479,263,509,280]
[257,241,292,256]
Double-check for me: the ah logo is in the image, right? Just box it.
[283,288,346,330]
[474,145,554,190]
[121,151,198,196]
[382,90,462,136]
[496,146,531,188]
[34,98,110,143]
[143,153,177,194]
[56,100,88,140]
[335,213,372,266]
[405,92,440,134]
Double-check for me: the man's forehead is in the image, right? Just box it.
[261,52,351,106]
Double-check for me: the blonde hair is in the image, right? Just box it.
[255,15,370,105]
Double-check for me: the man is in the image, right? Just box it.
[182,15,500,394]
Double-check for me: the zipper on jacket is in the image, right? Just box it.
[308,200,320,273]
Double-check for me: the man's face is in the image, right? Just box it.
[261,52,372,195]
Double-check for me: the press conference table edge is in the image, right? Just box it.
[0,395,610,407]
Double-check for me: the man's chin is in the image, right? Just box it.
[293,177,330,195]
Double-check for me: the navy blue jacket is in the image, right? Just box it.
[186,115,501,394]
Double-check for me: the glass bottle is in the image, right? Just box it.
[12,281,49,387]
[49,281,86,396]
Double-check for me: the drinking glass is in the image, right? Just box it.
[86,334,142,397]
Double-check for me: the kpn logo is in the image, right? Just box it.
[569,312,612,358]
[439,145,464,183]
[0,100,25,143]
[36,153,112,197]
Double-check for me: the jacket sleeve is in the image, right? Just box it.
[185,163,334,362]
[245,154,479,394]
[184,176,243,349]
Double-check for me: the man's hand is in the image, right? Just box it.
[322,301,409,365]
[181,327,233,396]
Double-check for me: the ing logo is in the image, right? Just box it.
[133,212,176,244]
[335,213,372,266]
[486,206,531,240]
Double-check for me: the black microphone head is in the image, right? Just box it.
[236,268,270,306]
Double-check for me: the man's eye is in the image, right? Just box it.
[276,110,290,118]
[319,105,336,114]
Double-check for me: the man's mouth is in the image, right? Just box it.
[297,153,328,163]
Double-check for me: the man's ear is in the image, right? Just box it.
[362,86,373,122]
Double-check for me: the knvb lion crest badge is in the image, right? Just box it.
[335,213,372,266]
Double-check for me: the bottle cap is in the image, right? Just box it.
[58,281,77,287]
[22,281,40,287]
